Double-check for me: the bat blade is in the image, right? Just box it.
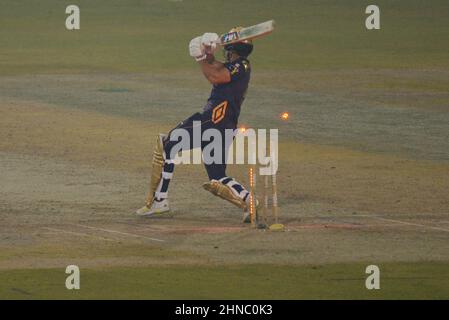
[219,20,275,45]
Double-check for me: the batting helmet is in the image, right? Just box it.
[224,27,254,57]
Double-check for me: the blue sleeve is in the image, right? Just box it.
[225,59,249,82]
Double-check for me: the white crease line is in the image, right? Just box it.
[70,224,166,242]
[42,227,116,242]
[116,222,166,232]
[359,216,449,233]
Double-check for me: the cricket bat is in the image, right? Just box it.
[219,20,275,45]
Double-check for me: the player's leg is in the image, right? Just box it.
[136,113,200,216]
[200,119,254,221]
[136,133,171,216]
[138,154,174,216]
[202,164,251,209]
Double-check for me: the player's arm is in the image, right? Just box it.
[198,55,230,85]
[189,33,231,85]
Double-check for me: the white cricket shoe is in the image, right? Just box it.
[135,199,170,216]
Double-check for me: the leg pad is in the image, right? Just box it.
[203,180,247,210]
[146,134,166,206]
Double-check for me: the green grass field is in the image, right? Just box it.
[2,262,449,299]
[2,0,449,74]
[1,0,448,299]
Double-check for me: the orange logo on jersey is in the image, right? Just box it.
[212,101,228,124]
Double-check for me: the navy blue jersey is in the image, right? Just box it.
[203,57,251,124]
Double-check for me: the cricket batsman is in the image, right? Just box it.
[136,29,254,222]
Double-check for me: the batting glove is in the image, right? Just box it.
[189,36,206,61]
[201,32,219,54]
